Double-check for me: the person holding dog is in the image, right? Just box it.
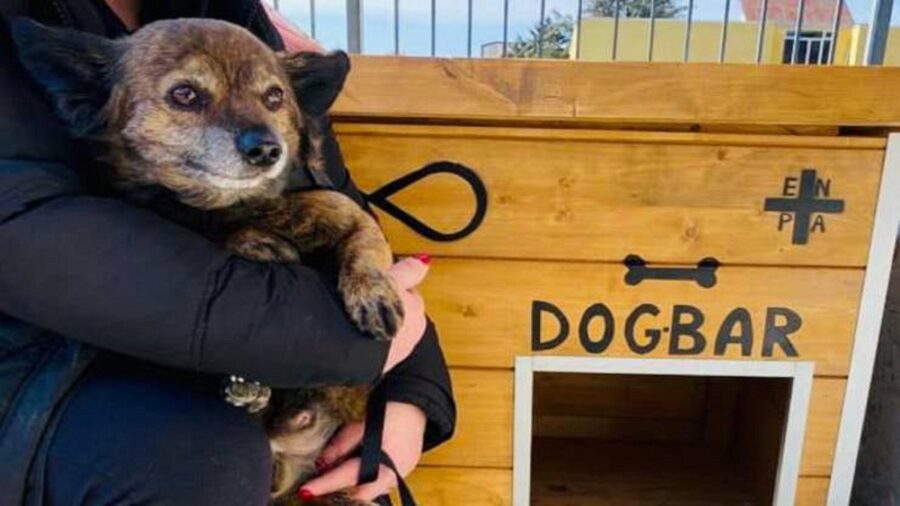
[0,0,455,504]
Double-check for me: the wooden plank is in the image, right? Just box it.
[534,415,703,442]
[336,123,886,149]
[335,56,900,127]
[336,57,576,122]
[533,373,708,442]
[428,368,845,478]
[335,117,845,137]
[339,124,883,267]
[803,378,846,477]
[530,439,766,505]
[796,477,830,505]
[398,468,826,506]
[419,259,862,375]
[421,368,513,468]
[533,373,707,419]
[392,467,512,506]
[571,63,900,129]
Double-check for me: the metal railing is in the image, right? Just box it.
[866,0,896,63]
[275,0,896,65]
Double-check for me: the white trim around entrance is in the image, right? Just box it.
[513,356,816,506]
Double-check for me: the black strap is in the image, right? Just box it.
[364,161,487,242]
[358,385,417,506]
[373,450,415,506]
[358,386,387,484]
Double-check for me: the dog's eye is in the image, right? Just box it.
[263,86,284,111]
[168,84,204,110]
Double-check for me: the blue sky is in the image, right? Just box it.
[272,0,898,56]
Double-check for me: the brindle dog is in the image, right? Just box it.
[11,17,400,505]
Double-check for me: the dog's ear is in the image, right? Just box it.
[286,409,316,430]
[280,50,350,117]
[9,17,120,136]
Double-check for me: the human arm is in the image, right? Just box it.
[299,261,454,502]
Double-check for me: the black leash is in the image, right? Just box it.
[288,160,486,504]
[358,385,416,506]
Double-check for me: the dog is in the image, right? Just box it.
[11,17,402,505]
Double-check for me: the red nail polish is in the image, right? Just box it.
[413,253,432,265]
[297,488,316,500]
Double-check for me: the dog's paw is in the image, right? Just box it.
[225,227,300,263]
[339,268,404,341]
[224,376,272,414]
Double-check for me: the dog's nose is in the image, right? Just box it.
[236,126,282,167]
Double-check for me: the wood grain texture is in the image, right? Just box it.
[533,373,707,442]
[398,468,828,505]
[425,367,845,478]
[399,467,828,505]
[533,414,704,442]
[803,378,846,477]
[418,259,862,375]
[335,57,900,127]
[420,368,513,468]
[339,124,883,266]
[335,123,886,149]
[796,477,830,505]
[530,439,770,505]
[391,467,512,506]
[534,373,707,419]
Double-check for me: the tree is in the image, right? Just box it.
[584,0,686,19]
[508,11,573,59]
[507,1,685,58]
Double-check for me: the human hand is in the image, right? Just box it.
[297,257,430,501]
[298,401,426,501]
[381,255,430,375]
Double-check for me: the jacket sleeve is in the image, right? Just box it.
[0,159,389,388]
[380,322,456,450]
[315,124,457,449]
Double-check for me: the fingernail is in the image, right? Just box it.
[412,253,431,265]
[297,488,316,500]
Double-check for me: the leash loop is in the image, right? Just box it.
[364,161,488,243]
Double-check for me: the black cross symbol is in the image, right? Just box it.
[764,169,844,245]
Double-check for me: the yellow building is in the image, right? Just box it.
[571,17,900,65]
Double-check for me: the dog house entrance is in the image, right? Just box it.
[514,358,814,506]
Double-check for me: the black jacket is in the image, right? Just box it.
[0,1,455,502]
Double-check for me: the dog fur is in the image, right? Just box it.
[12,17,400,505]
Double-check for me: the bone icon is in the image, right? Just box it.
[624,255,720,288]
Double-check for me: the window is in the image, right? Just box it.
[783,31,834,64]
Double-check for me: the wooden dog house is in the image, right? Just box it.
[332,59,900,505]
